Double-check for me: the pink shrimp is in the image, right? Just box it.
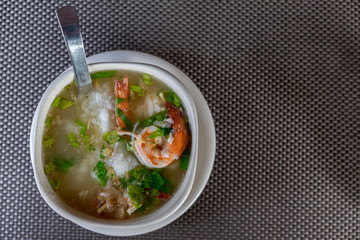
[115,76,130,129]
[118,103,188,168]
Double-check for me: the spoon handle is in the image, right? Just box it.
[56,6,92,88]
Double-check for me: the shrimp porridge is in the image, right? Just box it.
[42,70,191,219]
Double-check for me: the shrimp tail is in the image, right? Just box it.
[165,103,188,160]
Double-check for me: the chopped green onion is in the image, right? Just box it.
[103,131,120,144]
[59,99,75,109]
[115,97,126,105]
[52,97,62,108]
[142,73,152,85]
[125,140,133,152]
[85,143,96,152]
[73,80,78,87]
[75,119,86,128]
[94,161,108,186]
[67,133,79,148]
[142,110,168,127]
[44,161,56,175]
[149,127,172,139]
[49,179,60,190]
[100,145,105,159]
[138,89,145,97]
[75,119,87,136]
[81,135,90,143]
[166,92,174,102]
[43,135,55,147]
[45,118,52,127]
[130,85,145,96]
[180,150,190,171]
[116,108,133,130]
[53,156,75,173]
[172,95,182,107]
[166,91,182,107]
[130,84,142,93]
[119,75,124,81]
[90,70,117,80]
[64,85,70,91]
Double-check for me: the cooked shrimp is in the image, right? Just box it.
[115,76,130,129]
[118,104,188,168]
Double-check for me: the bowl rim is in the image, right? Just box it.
[30,62,199,229]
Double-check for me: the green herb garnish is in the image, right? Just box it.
[180,150,190,171]
[116,108,133,130]
[130,85,145,96]
[158,90,182,107]
[159,178,173,194]
[53,156,75,173]
[100,144,105,159]
[49,179,60,190]
[143,73,152,85]
[45,118,52,127]
[75,119,87,136]
[119,166,173,211]
[67,133,79,148]
[150,171,166,189]
[115,97,126,105]
[138,89,145,96]
[94,161,108,186]
[148,127,172,139]
[142,110,168,127]
[85,143,96,152]
[166,91,182,107]
[103,131,120,144]
[134,205,147,215]
[64,85,70,91]
[90,70,117,80]
[44,161,56,175]
[59,99,75,109]
[81,135,90,143]
[52,97,62,108]
[53,97,75,109]
[127,185,147,209]
[130,84,142,92]
[125,140,133,152]
[43,135,55,147]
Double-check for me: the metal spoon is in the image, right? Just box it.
[56,6,92,88]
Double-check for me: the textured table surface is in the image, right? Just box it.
[0,1,359,239]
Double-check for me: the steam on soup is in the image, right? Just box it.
[42,70,191,219]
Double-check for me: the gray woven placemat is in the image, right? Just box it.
[0,1,359,239]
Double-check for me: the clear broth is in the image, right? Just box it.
[42,70,188,219]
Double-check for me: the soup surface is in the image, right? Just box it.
[42,70,191,219]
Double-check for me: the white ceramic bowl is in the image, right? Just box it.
[30,62,198,236]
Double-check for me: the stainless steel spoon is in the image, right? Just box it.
[56,6,92,88]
